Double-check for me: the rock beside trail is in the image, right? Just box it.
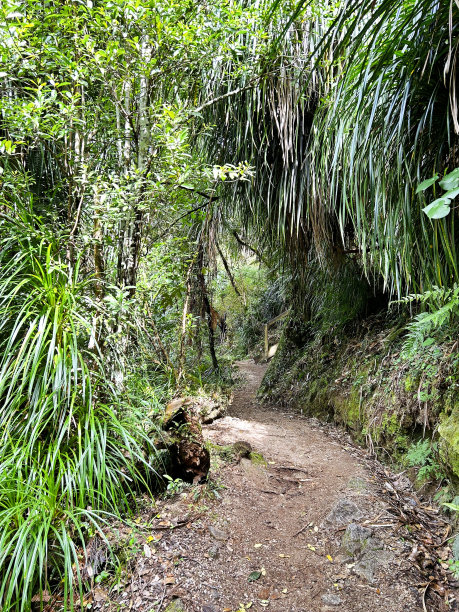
[164,599,185,612]
[232,440,252,458]
[342,523,373,555]
[342,522,393,583]
[208,525,228,541]
[321,592,342,606]
[326,498,364,526]
[354,549,394,583]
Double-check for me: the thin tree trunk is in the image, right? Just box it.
[197,245,219,370]
[93,203,105,300]
[177,269,193,381]
[216,241,242,298]
[232,230,265,263]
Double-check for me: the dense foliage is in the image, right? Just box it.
[0,0,458,608]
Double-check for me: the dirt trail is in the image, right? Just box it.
[106,361,428,612]
[199,361,421,611]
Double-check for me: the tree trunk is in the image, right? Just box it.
[197,245,219,370]
[216,241,242,299]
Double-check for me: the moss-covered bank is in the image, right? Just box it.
[260,308,459,488]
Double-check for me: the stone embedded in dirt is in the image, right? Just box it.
[342,523,373,555]
[326,499,364,526]
[164,599,185,612]
[354,549,394,583]
[232,440,252,457]
[207,544,220,559]
[321,593,342,606]
[208,525,228,541]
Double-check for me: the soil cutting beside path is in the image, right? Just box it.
[91,360,456,612]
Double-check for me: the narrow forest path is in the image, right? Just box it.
[199,361,421,612]
[104,361,435,612]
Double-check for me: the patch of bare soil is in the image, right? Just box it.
[90,361,457,612]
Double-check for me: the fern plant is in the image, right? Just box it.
[397,284,459,356]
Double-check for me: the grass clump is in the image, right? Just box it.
[0,209,160,610]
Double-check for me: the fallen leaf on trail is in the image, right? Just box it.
[307,544,316,551]
[164,575,175,585]
[144,544,152,558]
[326,555,333,562]
[313,525,319,532]
[261,567,266,576]
[268,461,275,465]
[281,588,288,594]
[248,571,262,582]
[147,535,155,542]
[258,588,270,599]
[254,543,262,549]
[259,600,269,607]
[279,554,290,558]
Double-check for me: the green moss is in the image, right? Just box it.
[381,412,399,436]
[404,374,416,393]
[249,451,267,466]
[206,442,235,462]
[438,405,459,481]
[332,389,361,430]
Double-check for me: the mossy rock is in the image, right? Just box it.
[438,404,459,482]
[249,451,267,466]
[164,599,185,612]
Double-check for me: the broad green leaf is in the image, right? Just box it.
[443,187,459,200]
[439,168,459,191]
[422,198,451,219]
[416,175,438,193]
[247,570,262,582]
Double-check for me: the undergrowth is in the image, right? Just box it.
[0,208,161,611]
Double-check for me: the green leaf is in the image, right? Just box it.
[247,571,262,582]
[439,168,459,191]
[416,175,438,193]
[443,187,459,200]
[422,198,451,219]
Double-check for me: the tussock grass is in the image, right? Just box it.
[0,208,160,610]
